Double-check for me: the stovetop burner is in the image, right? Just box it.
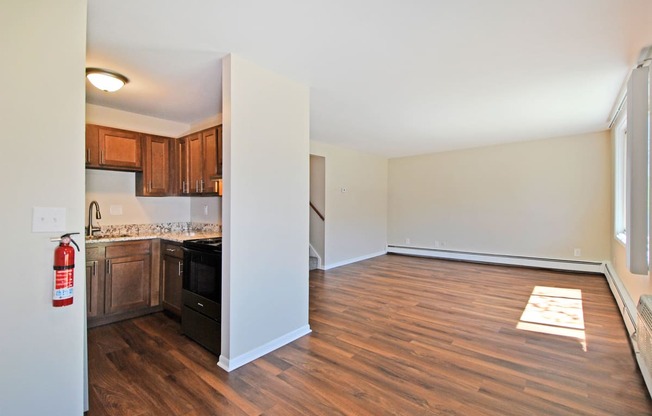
[182,237,222,253]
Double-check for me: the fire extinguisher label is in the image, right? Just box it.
[53,269,74,300]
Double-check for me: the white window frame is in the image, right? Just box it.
[614,113,627,245]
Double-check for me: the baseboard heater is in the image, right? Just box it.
[636,295,652,397]
[387,245,603,273]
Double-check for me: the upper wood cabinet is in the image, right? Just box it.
[188,132,204,193]
[175,126,222,195]
[203,125,223,180]
[136,135,171,196]
[86,124,142,171]
[86,123,222,196]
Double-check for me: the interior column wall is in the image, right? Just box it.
[220,54,311,370]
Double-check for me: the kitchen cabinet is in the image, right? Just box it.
[86,246,104,320]
[136,134,172,196]
[188,132,204,193]
[203,125,222,181]
[175,126,222,195]
[104,242,151,315]
[86,240,158,328]
[86,124,142,171]
[161,241,183,316]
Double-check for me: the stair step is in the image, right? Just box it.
[309,256,319,271]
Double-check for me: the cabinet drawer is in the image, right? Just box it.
[105,240,151,258]
[86,245,105,261]
[162,242,183,258]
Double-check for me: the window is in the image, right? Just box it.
[614,115,627,244]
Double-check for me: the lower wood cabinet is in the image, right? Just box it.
[85,246,104,320]
[86,240,160,328]
[161,241,183,316]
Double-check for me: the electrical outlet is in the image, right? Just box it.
[340,187,348,193]
[405,238,411,244]
[204,205,209,216]
[574,248,581,257]
[434,241,441,248]
[109,205,123,215]
[32,207,66,232]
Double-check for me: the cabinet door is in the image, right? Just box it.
[85,260,103,319]
[202,127,219,182]
[105,254,151,315]
[174,137,189,195]
[162,254,183,316]
[187,133,203,193]
[201,125,223,195]
[98,127,142,170]
[217,125,223,179]
[85,125,100,167]
[137,135,170,196]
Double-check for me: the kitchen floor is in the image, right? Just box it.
[87,254,652,415]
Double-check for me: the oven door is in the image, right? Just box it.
[182,249,221,304]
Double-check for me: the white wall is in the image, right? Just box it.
[86,170,191,225]
[310,141,389,268]
[220,54,310,370]
[190,196,221,224]
[388,132,612,261]
[0,1,86,414]
[188,113,223,134]
[86,103,190,137]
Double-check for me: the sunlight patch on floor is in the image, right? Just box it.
[516,286,586,351]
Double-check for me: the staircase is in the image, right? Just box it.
[309,201,325,271]
[309,255,319,271]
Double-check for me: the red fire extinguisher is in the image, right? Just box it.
[53,232,80,307]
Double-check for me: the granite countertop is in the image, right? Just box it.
[85,232,222,244]
[84,222,221,244]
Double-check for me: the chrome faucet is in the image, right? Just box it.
[86,200,102,237]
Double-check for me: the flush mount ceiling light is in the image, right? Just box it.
[86,68,129,92]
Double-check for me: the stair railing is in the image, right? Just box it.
[310,201,325,221]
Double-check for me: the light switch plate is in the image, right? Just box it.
[32,207,66,232]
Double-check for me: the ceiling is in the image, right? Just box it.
[86,0,652,157]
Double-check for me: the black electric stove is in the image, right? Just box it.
[181,237,222,355]
[182,237,222,253]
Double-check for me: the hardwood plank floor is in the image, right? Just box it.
[87,254,652,415]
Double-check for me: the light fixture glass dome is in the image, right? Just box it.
[86,68,128,92]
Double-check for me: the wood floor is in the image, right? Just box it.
[87,254,652,415]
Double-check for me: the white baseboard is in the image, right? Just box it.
[602,261,638,334]
[323,250,387,270]
[603,262,652,398]
[217,325,312,372]
[387,245,604,273]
